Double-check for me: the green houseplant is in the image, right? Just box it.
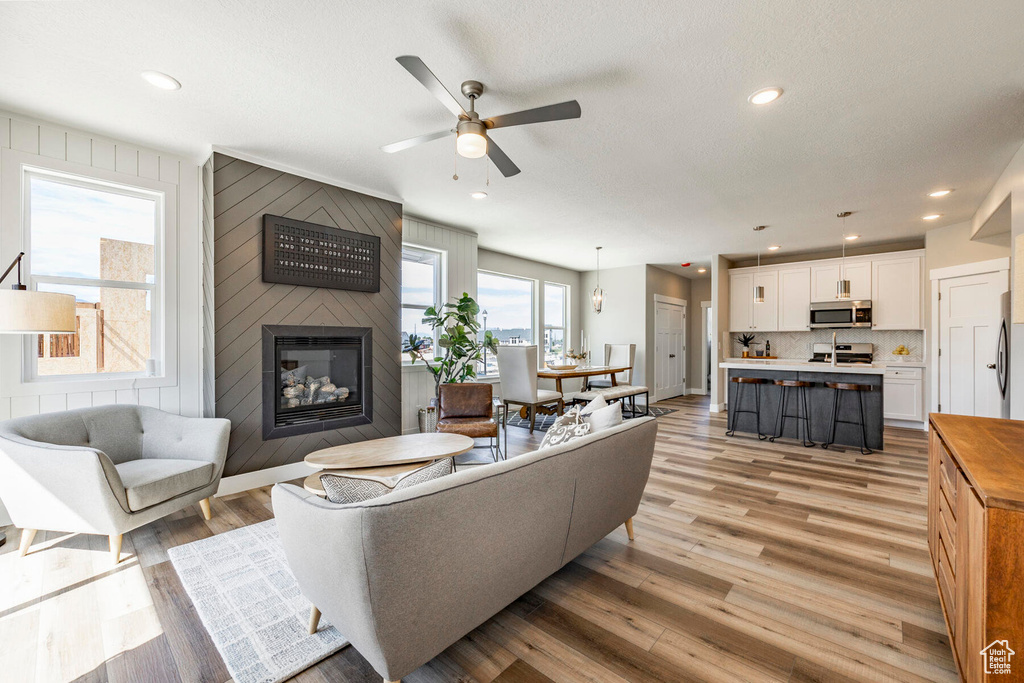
[411,292,498,400]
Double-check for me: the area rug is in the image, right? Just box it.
[505,405,677,432]
[168,519,348,683]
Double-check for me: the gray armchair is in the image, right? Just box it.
[0,405,230,563]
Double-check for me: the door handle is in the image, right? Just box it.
[669,354,676,358]
[987,363,997,369]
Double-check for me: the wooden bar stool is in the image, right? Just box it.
[726,377,769,440]
[769,379,815,447]
[822,382,873,455]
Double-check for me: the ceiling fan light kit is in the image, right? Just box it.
[383,56,581,178]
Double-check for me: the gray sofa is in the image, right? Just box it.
[272,415,658,683]
[0,405,230,563]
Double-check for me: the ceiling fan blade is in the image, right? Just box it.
[381,128,455,154]
[395,56,467,118]
[485,136,521,177]
[484,100,581,129]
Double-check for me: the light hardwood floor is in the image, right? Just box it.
[0,395,956,682]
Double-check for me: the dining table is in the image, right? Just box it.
[536,364,633,395]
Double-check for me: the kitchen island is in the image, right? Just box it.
[720,358,885,450]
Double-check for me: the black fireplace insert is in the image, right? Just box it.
[262,325,373,440]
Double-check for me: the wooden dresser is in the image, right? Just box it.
[929,414,1024,681]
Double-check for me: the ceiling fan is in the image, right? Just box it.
[381,56,582,177]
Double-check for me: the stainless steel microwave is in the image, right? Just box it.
[809,300,872,328]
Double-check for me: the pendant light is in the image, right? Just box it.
[752,226,766,303]
[591,246,604,313]
[836,212,852,300]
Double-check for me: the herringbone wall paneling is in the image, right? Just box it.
[212,153,402,476]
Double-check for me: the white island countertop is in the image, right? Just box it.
[720,358,888,374]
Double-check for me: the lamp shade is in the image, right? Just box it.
[0,290,76,334]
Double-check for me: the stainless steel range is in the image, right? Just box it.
[808,342,874,364]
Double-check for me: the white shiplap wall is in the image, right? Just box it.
[401,216,478,433]
[0,112,203,420]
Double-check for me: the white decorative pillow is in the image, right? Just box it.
[320,457,454,504]
[585,401,623,433]
[579,395,608,416]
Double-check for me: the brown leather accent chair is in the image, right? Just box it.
[436,383,501,461]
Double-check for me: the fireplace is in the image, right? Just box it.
[262,325,373,440]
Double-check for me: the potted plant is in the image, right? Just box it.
[735,333,756,358]
[412,292,498,403]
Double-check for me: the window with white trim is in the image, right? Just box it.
[543,282,569,363]
[26,170,163,379]
[401,245,442,362]
[477,270,535,375]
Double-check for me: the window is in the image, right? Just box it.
[543,282,569,363]
[477,270,535,375]
[401,245,442,362]
[26,170,162,379]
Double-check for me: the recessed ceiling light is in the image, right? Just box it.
[928,189,953,197]
[697,268,707,273]
[767,245,781,251]
[748,87,783,105]
[845,234,860,241]
[922,214,942,220]
[470,191,487,199]
[141,70,181,91]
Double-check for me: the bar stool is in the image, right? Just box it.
[770,379,815,447]
[726,377,769,440]
[822,382,873,455]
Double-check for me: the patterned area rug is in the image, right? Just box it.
[168,519,348,683]
[505,405,677,432]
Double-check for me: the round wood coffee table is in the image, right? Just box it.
[302,432,475,496]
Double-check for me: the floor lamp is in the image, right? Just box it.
[0,252,76,547]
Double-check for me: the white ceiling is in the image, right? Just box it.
[3,0,1024,272]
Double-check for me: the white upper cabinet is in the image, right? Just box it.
[729,271,778,331]
[844,261,872,301]
[872,257,921,329]
[810,264,841,302]
[778,267,810,331]
[811,261,871,301]
[751,271,779,332]
[729,272,753,331]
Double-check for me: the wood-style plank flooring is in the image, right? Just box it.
[0,395,956,682]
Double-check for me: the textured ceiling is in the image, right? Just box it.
[2,0,1024,272]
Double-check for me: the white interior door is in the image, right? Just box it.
[939,271,1008,417]
[656,301,686,400]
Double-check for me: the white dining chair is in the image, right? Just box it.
[587,343,636,389]
[496,345,564,433]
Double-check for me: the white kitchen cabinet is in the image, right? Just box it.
[778,267,811,331]
[729,272,752,331]
[811,261,871,302]
[884,366,924,421]
[729,271,778,331]
[751,271,778,331]
[872,257,922,329]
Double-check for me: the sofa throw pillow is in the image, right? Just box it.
[579,395,608,416]
[540,414,591,449]
[585,401,623,433]
[320,457,455,504]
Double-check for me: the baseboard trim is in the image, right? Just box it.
[709,402,726,413]
[884,418,928,431]
[687,387,707,396]
[215,461,312,497]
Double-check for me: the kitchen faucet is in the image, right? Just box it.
[831,331,837,367]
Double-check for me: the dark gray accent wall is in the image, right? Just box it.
[212,153,402,476]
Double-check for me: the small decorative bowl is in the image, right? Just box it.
[546,362,579,371]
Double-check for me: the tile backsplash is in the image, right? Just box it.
[729,329,925,362]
